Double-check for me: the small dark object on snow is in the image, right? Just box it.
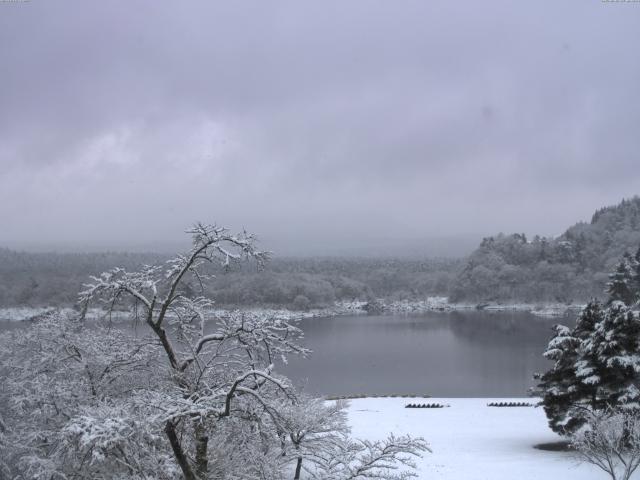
[405,403,445,409]
[534,441,573,452]
[487,401,532,407]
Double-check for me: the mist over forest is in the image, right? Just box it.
[3,197,639,311]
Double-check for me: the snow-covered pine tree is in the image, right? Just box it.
[586,302,640,409]
[535,324,582,434]
[536,302,602,434]
[569,300,606,406]
[572,300,607,410]
[606,252,637,306]
[633,246,640,297]
[538,249,640,436]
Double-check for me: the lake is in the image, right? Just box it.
[0,310,564,398]
[279,311,560,397]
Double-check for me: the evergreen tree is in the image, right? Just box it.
[573,301,606,409]
[537,249,640,436]
[606,253,637,306]
[633,246,640,295]
[535,324,582,434]
[588,302,640,409]
[536,302,602,434]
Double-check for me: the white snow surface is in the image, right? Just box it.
[347,397,602,480]
[0,306,59,321]
[0,299,583,322]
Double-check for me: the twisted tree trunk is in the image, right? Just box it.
[294,456,303,480]
[195,421,209,479]
[165,420,197,480]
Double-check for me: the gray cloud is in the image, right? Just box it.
[1,0,639,255]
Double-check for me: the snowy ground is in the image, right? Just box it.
[381,299,584,317]
[0,302,368,322]
[347,397,603,480]
[0,299,582,322]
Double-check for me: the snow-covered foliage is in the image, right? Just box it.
[606,252,640,307]
[0,223,428,479]
[278,395,351,478]
[276,395,427,479]
[572,409,640,480]
[536,248,640,435]
[75,224,308,479]
[0,312,165,479]
[452,198,640,304]
[315,434,430,480]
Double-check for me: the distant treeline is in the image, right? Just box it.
[2,197,640,310]
[450,197,640,303]
[0,250,460,310]
[0,250,166,309]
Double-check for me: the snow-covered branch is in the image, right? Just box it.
[572,409,640,480]
[3,222,430,480]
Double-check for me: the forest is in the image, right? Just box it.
[0,250,459,310]
[2,197,640,310]
[451,197,640,303]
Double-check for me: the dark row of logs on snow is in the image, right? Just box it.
[405,403,445,409]
[487,402,532,407]
[404,401,533,409]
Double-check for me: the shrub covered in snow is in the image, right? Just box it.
[572,409,640,480]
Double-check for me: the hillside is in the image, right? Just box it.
[0,249,460,310]
[450,196,640,303]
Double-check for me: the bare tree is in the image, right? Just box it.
[318,433,430,480]
[279,395,350,479]
[79,223,308,479]
[572,409,640,480]
[278,395,430,480]
[0,223,429,480]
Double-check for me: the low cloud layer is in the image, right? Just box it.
[1,1,639,255]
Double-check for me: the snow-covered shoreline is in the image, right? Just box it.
[376,297,584,317]
[0,303,369,323]
[0,298,584,322]
[0,307,132,322]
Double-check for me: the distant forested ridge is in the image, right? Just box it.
[0,250,166,309]
[450,197,640,303]
[0,249,460,310]
[2,197,639,310]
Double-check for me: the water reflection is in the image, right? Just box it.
[0,311,565,397]
[280,311,562,397]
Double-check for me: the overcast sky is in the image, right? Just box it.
[1,1,639,255]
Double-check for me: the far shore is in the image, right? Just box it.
[0,298,584,323]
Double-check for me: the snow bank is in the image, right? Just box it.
[379,297,467,313]
[373,298,583,317]
[0,298,584,322]
[210,300,368,321]
[0,307,138,322]
[347,397,601,480]
[529,304,585,317]
[0,303,367,323]
[0,307,55,321]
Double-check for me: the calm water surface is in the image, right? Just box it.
[0,311,561,397]
[279,311,559,397]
